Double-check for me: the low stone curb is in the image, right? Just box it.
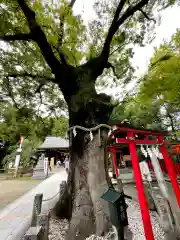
[0,169,67,240]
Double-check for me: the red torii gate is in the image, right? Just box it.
[108,123,180,240]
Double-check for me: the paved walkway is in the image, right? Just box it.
[0,168,67,240]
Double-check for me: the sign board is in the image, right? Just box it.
[16,148,22,154]
[14,155,20,168]
[101,188,128,227]
[123,155,131,161]
[117,192,128,226]
[44,157,48,175]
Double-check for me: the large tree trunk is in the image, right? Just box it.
[53,65,114,239]
[66,92,113,238]
[66,130,112,240]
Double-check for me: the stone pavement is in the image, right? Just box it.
[0,167,67,240]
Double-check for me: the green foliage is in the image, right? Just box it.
[137,30,180,138]
[0,100,68,167]
[0,0,178,144]
[2,138,40,168]
[0,0,178,104]
[0,101,68,142]
[0,103,50,144]
[111,97,164,130]
[51,116,68,137]
[140,30,180,106]
[0,0,158,102]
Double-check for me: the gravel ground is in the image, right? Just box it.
[49,219,68,240]
[126,199,165,240]
[49,199,165,240]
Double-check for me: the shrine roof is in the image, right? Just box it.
[38,136,69,149]
[108,120,168,136]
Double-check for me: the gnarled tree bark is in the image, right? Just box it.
[53,110,113,239]
[65,74,114,239]
[66,132,111,239]
[52,64,114,238]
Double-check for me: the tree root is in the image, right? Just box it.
[65,183,95,240]
[51,181,72,220]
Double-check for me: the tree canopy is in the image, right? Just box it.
[0,0,175,108]
[0,100,68,167]
[0,0,178,167]
[140,30,180,108]
[111,96,164,130]
[0,100,68,141]
[0,0,178,151]
[111,28,180,140]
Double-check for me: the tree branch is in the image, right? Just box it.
[17,0,62,75]
[102,0,149,60]
[8,72,55,82]
[101,0,126,57]
[58,0,77,51]
[138,9,156,23]
[5,77,20,110]
[109,42,128,56]
[35,84,44,94]
[69,0,76,7]
[163,104,176,133]
[151,55,173,67]
[0,33,33,42]
[7,72,57,94]
[59,52,68,65]
[106,62,119,79]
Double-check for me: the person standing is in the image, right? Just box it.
[46,153,52,172]
[44,155,49,177]
[50,157,54,169]
[57,158,61,167]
